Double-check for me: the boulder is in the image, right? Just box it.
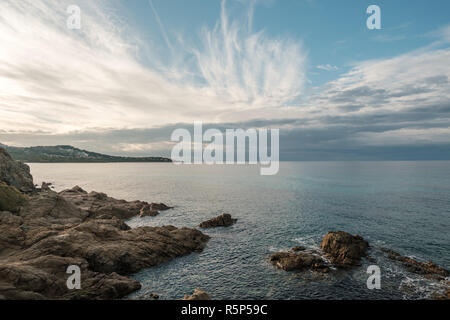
[269,250,330,273]
[0,148,35,193]
[320,231,369,267]
[183,289,211,300]
[199,214,237,228]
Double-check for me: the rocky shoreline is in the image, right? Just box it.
[0,147,209,299]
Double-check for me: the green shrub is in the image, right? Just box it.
[0,182,27,212]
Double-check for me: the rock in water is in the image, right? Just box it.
[139,204,160,217]
[320,231,369,267]
[381,248,449,280]
[269,251,330,273]
[183,289,211,300]
[0,148,35,193]
[150,203,173,211]
[199,213,237,228]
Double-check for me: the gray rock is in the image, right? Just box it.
[0,148,35,193]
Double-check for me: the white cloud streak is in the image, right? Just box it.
[0,0,307,135]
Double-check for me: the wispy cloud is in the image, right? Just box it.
[316,64,338,71]
[0,0,307,135]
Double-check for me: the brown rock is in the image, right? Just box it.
[292,246,306,252]
[151,203,173,211]
[0,186,210,300]
[0,182,27,213]
[269,251,330,273]
[0,148,35,193]
[139,204,159,218]
[183,289,211,300]
[381,248,449,280]
[433,282,450,300]
[199,214,237,228]
[320,231,369,267]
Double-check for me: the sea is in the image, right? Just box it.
[29,161,450,300]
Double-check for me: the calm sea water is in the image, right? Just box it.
[29,161,450,300]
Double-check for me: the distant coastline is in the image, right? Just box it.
[0,143,172,163]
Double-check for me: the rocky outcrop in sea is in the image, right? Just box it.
[199,213,237,228]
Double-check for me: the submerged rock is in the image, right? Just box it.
[381,248,449,280]
[269,250,330,273]
[320,231,369,267]
[183,289,211,300]
[199,213,237,228]
[0,148,35,193]
[433,282,450,300]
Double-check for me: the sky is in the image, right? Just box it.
[0,0,450,160]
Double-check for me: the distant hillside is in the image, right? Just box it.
[0,143,172,163]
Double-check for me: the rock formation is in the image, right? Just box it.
[199,213,237,228]
[381,248,449,280]
[0,148,34,193]
[183,288,211,300]
[320,231,369,267]
[0,149,209,300]
[0,182,27,213]
[270,232,370,274]
[58,186,172,220]
[269,248,330,273]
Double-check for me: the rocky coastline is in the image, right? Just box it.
[0,147,209,299]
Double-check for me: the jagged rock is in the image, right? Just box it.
[183,289,211,300]
[292,246,306,252]
[0,189,210,299]
[0,182,27,213]
[269,250,330,273]
[0,255,142,300]
[433,282,450,300]
[381,248,449,280]
[59,186,172,220]
[0,175,209,299]
[199,214,237,228]
[151,203,173,211]
[139,204,159,218]
[0,148,35,193]
[59,186,148,220]
[40,182,52,191]
[320,231,369,267]
[148,293,160,300]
